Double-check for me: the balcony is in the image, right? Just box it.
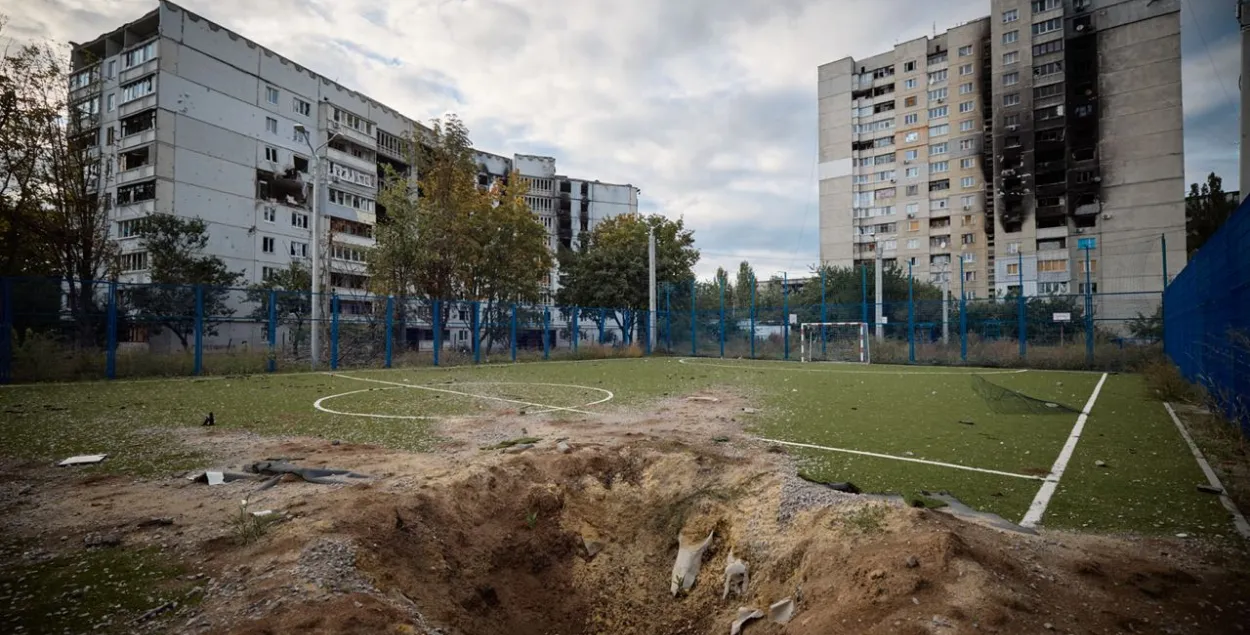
[120,58,159,84]
[116,199,156,215]
[119,129,156,151]
[1036,225,1069,240]
[332,230,375,248]
[119,93,157,118]
[330,123,376,150]
[326,147,374,174]
[116,165,155,186]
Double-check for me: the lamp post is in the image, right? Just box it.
[295,124,338,369]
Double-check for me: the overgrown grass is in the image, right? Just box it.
[0,543,195,635]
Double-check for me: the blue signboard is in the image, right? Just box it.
[1077,237,1097,250]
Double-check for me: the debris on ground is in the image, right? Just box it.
[202,412,215,427]
[1196,484,1223,494]
[925,492,1036,535]
[582,535,605,559]
[1095,460,1108,468]
[137,517,174,528]
[688,396,721,403]
[57,454,107,467]
[135,600,177,623]
[713,436,731,443]
[556,441,572,454]
[797,472,861,494]
[768,598,795,624]
[192,471,256,486]
[84,532,121,548]
[959,419,975,426]
[741,407,759,414]
[723,550,748,599]
[247,460,372,484]
[671,530,715,596]
[730,607,764,635]
[905,555,920,568]
[503,443,535,454]
[481,436,542,451]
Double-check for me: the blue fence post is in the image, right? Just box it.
[1160,233,1168,335]
[718,275,726,358]
[433,299,442,367]
[1017,252,1026,360]
[471,301,481,364]
[959,258,968,362]
[510,304,518,361]
[783,272,790,361]
[543,306,550,360]
[907,263,915,364]
[105,280,118,380]
[267,290,277,373]
[384,295,394,368]
[330,294,340,370]
[643,310,651,355]
[0,278,11,384]
[571,306,579,354]
[750,275,756,359]
[624,310,632,346]
[1084,247,1094,363]
[820,269,827,358]
[690,278,697,356]
[193,284,204,376]
[665,286,672,351]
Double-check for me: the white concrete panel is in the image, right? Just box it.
[258,51,320,100]
[171,42,255,104]
[819,158,853,180]
[172,180,255,232]
[172,113,254,166]
[179,11,260,75]
[172,146,255,199]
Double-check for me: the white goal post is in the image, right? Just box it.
[800,322,870,363]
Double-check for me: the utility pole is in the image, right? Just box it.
[1240,2,1250,202]
[648,225,657,351]
[941,260,950,345]
[874,245,884,341]
[297,124,337,369]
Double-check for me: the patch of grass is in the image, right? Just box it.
[1140,357,1205,404]
[837,504,889,535]
[525,510,538,530]
[230,500,281,545]
[0,544,194,634]
[1044,374,1235,538]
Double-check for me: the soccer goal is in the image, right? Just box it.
[800,322,870,363]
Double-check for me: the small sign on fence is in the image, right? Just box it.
[1052,312,1072,323]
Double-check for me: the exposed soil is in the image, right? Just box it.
[3,390,1250,634]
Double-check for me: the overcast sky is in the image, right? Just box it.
[8,0,1240,279]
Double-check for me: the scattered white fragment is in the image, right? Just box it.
[250,510,275,518]
[670,530,714,596]
[57,454,107,467]
[741,407,759,414]
[730,607,764,635]
[1176,533,1189,538]
[205,471,225,486]
[557,441,572,454]
[723,550,748,599]
[768,598,795,624]
[688,396,720,403]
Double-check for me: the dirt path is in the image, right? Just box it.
[2,390,1249,634]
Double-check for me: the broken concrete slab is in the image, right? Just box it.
[730,607,764,635]
[503,443,535,454]
[926,492,1037,535]
[191,471,256,486]
[247,460,371,484]
[1196,484,1223,495]
[57,454,107,467]
[768,598,795,624]
[670,530,714,596]
[556,441,572,454]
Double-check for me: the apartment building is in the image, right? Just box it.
[818,19,994,299]
[68,1,637,317]
[819,0,1185,315]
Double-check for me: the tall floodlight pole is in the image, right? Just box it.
[648,224,657,350]
[297,125,337,369]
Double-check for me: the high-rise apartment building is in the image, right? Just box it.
[819,0,1185,314]
[818,19,994,298]
[67,1,637,312]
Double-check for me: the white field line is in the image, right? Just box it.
[324,373,606,416]
[1019,372,1109,528]
[314,386,439,420]
[678,357,1029,376]
[754,438,1048,481]
[1163,402,1250,539]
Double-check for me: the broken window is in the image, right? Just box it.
[120,109,156,137]
[116,180,156,205]
[293,155,309,173]
[119,146,151,171]
[256,169,308,207]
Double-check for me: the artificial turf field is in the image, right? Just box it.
[0,356,1238,539]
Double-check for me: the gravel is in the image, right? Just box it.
[776,471,861,522]
[294,538,376,594]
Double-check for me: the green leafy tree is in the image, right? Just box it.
[1186,172,1239,256]
[129,215,244,350]
[245,262,311,355]
[1128,305,1163,342]
[556,213,698,337]
[733,261,755,313]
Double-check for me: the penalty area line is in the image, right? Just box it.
[754,438,1048,481]
[1019,372,1109,529]
[325,372,601,416]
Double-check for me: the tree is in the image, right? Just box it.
[245,262,311,355]
[733,261,755,312]
[1186,172,1239,256]
[1,31,115,345]
[1128,305,1163,342]
[368,115,550,351]
[128,215,244,350]
[556,213,698,336]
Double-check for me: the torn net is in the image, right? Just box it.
[970,374,1080,415]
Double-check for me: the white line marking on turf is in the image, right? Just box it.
[677,358,1030,375]
[755,438,1047,481]
[1019,372,1109,528]
[314,387,440,420]
[325,373,608,416]
[1164,402,1250,539]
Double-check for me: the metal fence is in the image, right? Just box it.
[0,270,1164,384]
[1165,199,1249,434]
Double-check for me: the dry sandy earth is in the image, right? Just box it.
[3,391,1249,634]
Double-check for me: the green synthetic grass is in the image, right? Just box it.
[0,357,1236,537]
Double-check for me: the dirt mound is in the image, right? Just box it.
[217,439,1250,635]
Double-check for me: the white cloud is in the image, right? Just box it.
[7,0,1239,279]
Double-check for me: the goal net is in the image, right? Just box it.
[800,322,870,363]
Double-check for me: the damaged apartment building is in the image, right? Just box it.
[818,0,1185,318]
[68,0,638,348]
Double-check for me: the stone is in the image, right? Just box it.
[670,530,714,596]
[905,555,920,568]
[869,569,886,580]
[84,533,121,548]
[1095,460,1107,468]
[556,441,572,454]
[503,443,534,454]
[722,550,748,599]
[932,615,953,628]
[768,598,795,624]
[1044,623,1054,630]
[331,440,341,446]
[730,607,764,635]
